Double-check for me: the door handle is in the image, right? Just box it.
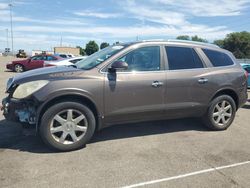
[152,81,163,88]
[198,78,208,84]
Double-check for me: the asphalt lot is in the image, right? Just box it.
[0,56,249,188]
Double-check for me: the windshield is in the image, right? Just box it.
[76,45,125,70]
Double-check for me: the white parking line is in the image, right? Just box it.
[122,161,250,188]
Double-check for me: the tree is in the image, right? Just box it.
[100,42,109,49]
[213,39,224,48]
[176,35,207,42]
[191,35,207,43]
[76,46,86,56]
[113,41,120,45]
[214,31,250,59]
[85,41,99,55]
[176,35,190,40]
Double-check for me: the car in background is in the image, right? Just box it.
[241,63,250,87]
[44,56,87,67]
[55,53,75,58]
[6,54,61,72]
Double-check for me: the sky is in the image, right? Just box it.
[0,0,250,52]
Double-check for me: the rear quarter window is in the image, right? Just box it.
[202,49,234,67]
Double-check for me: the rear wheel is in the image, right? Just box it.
[14,64,24,72]
[39,102,96,151]
[203,95,236,130]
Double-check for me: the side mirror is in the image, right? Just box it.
[109,61,128,72]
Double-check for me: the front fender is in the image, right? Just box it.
[34,88,102,132]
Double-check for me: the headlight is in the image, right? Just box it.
[13,80,49,99]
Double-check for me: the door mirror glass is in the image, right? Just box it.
[109,61,128,72]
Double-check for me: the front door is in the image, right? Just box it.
[29,56,45,70]
[104,46,166,125]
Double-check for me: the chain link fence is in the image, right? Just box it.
[237,59,250,64]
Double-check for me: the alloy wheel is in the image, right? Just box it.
[15,65,24,72]
[212,100,232,126]
[50,109,88,145]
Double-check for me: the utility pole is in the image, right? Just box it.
[6,29,9,49]
[9,3,14,56]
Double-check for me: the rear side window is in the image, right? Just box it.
[165,46,204,70]
[60,54,67,58]
[47,56,57,61]
[202,49,234,67]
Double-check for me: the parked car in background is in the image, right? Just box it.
[6,54,61,72]
[55,53,75,58]
[44,56,87,67]
[2,40,248,151]
[241,63,250,87]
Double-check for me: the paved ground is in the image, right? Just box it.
[0,56,249,188]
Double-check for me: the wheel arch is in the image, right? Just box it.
[211,88,239,109]
[36,94,102,132]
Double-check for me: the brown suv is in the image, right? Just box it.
[2,40,248,151]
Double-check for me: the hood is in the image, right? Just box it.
[8,66,83,89]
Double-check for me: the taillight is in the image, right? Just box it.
[244,70,248,79]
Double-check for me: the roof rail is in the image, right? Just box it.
[141,39,165,42]
[167,39,220,48]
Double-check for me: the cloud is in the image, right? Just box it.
[73,10,121,18]
[1,0,249,51]
[121,0,187,25]
[13,24,231,40]
[0,14,88,26]
[0,3,9,9]
[153,0,250,17]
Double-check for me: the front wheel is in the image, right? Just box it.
[39,102,96,151]
[203,95,236,131]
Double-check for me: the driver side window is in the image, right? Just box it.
[117,46,161,72]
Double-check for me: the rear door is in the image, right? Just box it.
[104,45,166,125]
[164,45,215,118]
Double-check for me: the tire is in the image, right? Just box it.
[203,95,236,131]
[39,101,96,151]
[14,64,24,72]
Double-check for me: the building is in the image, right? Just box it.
[32,50,54,56]
[54,47,80,56]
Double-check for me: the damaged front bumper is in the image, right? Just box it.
[1,97,37,125]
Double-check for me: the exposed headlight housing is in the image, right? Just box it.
[6,77,14,92]
[13,80,49,99]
